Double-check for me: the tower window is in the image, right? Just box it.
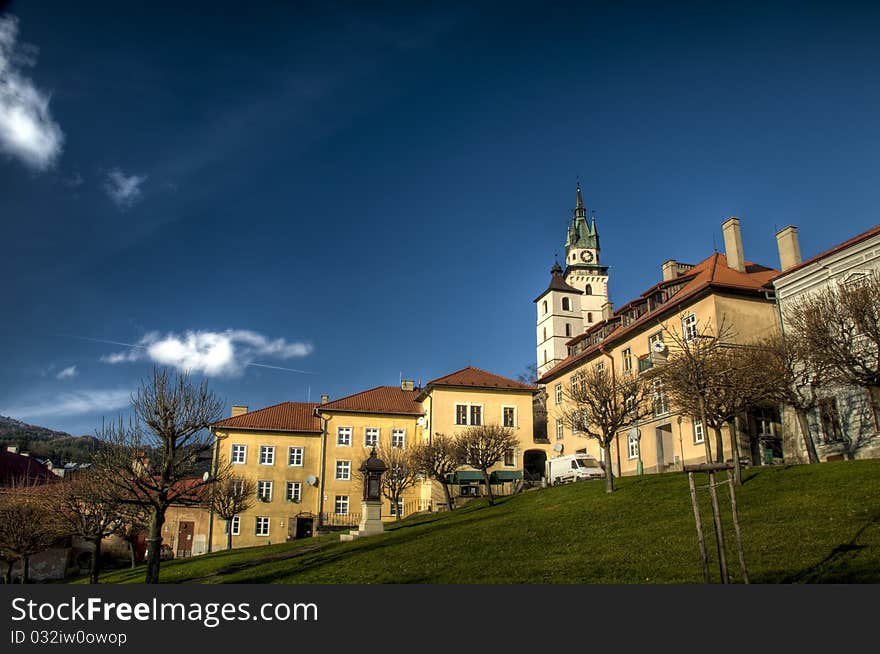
[562,297,570,311]
[543,327,547,341]
[542,300,548,315]
[585,284,592,295]
[565,323,571,337]
[544,350,548,364]
[587,312,593,323]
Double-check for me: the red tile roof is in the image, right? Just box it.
[771,224,880,282]
[318,386,424,416]
[212,402,321,433]
[0,450,57,487]
[538,252,778,382]
[423,366,538,393]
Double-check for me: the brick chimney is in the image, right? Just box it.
[722,217,745,273]
[775,225,802,271]
[231,405,248,417]
[401,380,415,391]
[661,259,679,281]
[321,394,329,404]
[601,301,614,321]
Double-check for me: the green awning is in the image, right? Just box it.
[490,470,523,483]
[446,471,486,484]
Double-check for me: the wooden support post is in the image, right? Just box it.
[727,470,749,584]
[707,471,729,584]
[687,472,710,584]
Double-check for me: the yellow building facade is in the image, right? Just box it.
[538,217,783,476]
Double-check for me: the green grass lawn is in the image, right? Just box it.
[85,459,880,584]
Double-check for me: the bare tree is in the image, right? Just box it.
[354,446,421,520]
[112,503,151,569]
[560,365,653,493]
[210,475,256,549]
[92,367,226,584]
[0,482,61,584]
[411,433,460,511]
[455,425,520,505]
[784,271,880,424]
[46,473,123,583]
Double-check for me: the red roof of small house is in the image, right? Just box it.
[0,450,58,487]
[212,402,322,433]
[538,252,778,383]
[318,386,424,416]
[420,366,538,396]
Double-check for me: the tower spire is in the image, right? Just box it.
[576,179,584,210]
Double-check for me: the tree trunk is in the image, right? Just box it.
[699,398,713,463]
[482,470,495,505]
[603,441,614,493]
[128,540,136,569]
[3,560,12,584]
[729,418,743,486]
[21,556,29,584]
[394,494,402,521]
[89,538,102,584]
[795,407,820,464]
[144,507,165,584]
[227,525,233,550]
[713,426,725,463]
[441,481,454,510]
[868,386,880,431]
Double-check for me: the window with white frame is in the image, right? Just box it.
[455,404,483,426]
[257,480,273,502]
[503,406,516,428]
[470,405,482,426]
[259,445,275,465]
[627,433,640,459]
[595,360,604,372]
[648,331,664,351]
[286,481,302,503]
[288,446,303,467]
[693,419,705,444]
[364,427,379,447]
[337,427,352,446]
[653,380,670,417]
[503,448,515,466]
[334,495,349,515]
[455,404,468,425]
[232,479,246,498]
[255,516,270,536]
[682,313,698,341]
[555,384,563,404]
[622,348,633,373]
[231,444,247,464]
[226,516,240,536]
[389,498,404,517]
[556,420,564,441]
[391,428,405,448]
[335,460,351,480]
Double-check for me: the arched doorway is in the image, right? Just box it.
[523,450,548,482]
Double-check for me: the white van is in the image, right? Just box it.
[545,454,605,485]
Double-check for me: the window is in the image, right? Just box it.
[456,404,483,426]
[542,300,548,315]
[562,297,571,311]
[255,516,270,537]
[335,460,351,480]
[286,481,302,503]
[622,348,632,373]
[504,448,515,466]
[226,516,240,536]
[556,420,564,441]
[565,323,572,337]
[543,327,547,341]
[585,284,592,295]
[544,350,548,364]
[231,479,246,498]
[653,380,670,417]
[288,446,304,467]
[682,313,698,341]
[628,433,639,459]
[334,496,349,515]
[364,427,379,448]
[596,360,604,372]
[503,406,516,428]
[337,427,352,446]
[257,480,273,502]
[259,446,275,465]
[391,429,406,448]
[455,404,468,425]
[554,384,562,405]
[470,405,482,426]
[390,499,404,517]
[818,398,844,443]
[648,331,664,351]
[693,419,705,444]
[231,444,246,464]
[587,312,593,323]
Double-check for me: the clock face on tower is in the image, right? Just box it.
[580,250,594,263]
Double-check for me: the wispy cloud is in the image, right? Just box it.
[1,389,132,419]
[104,168,147,207]
[101,329,313,377]
[0,15,64,171]
[56,365,77,379]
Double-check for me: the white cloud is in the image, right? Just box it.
[1,389,132,419]
[56,365,77,379]
[0,16,64,170]
[104,168,147,207]
[101,329,313,377]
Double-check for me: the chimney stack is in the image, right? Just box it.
[231,405,248,417]
[401,379,415,392]
[721,217,746,273]
[775,225,802,271]
[661,259,679,281]
[321,394,329,404]
[601,301,614,321]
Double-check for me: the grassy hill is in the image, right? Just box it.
[90,459,880,584]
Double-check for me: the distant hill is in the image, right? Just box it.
[0,415,101,464]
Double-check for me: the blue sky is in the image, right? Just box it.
[2,0,879,435]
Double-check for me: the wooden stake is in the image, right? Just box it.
[707,471,730,583]
[688,472,710,584]
[727,470,749,584]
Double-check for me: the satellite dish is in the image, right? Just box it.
[652,340,667,354]
[553,443,563,452]
[306,475,317,486]
[202,471,210,482]
[416,417,426,427]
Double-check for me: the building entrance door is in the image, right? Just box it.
[176,521,195,558]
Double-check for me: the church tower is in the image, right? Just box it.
[534,183,610,376]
